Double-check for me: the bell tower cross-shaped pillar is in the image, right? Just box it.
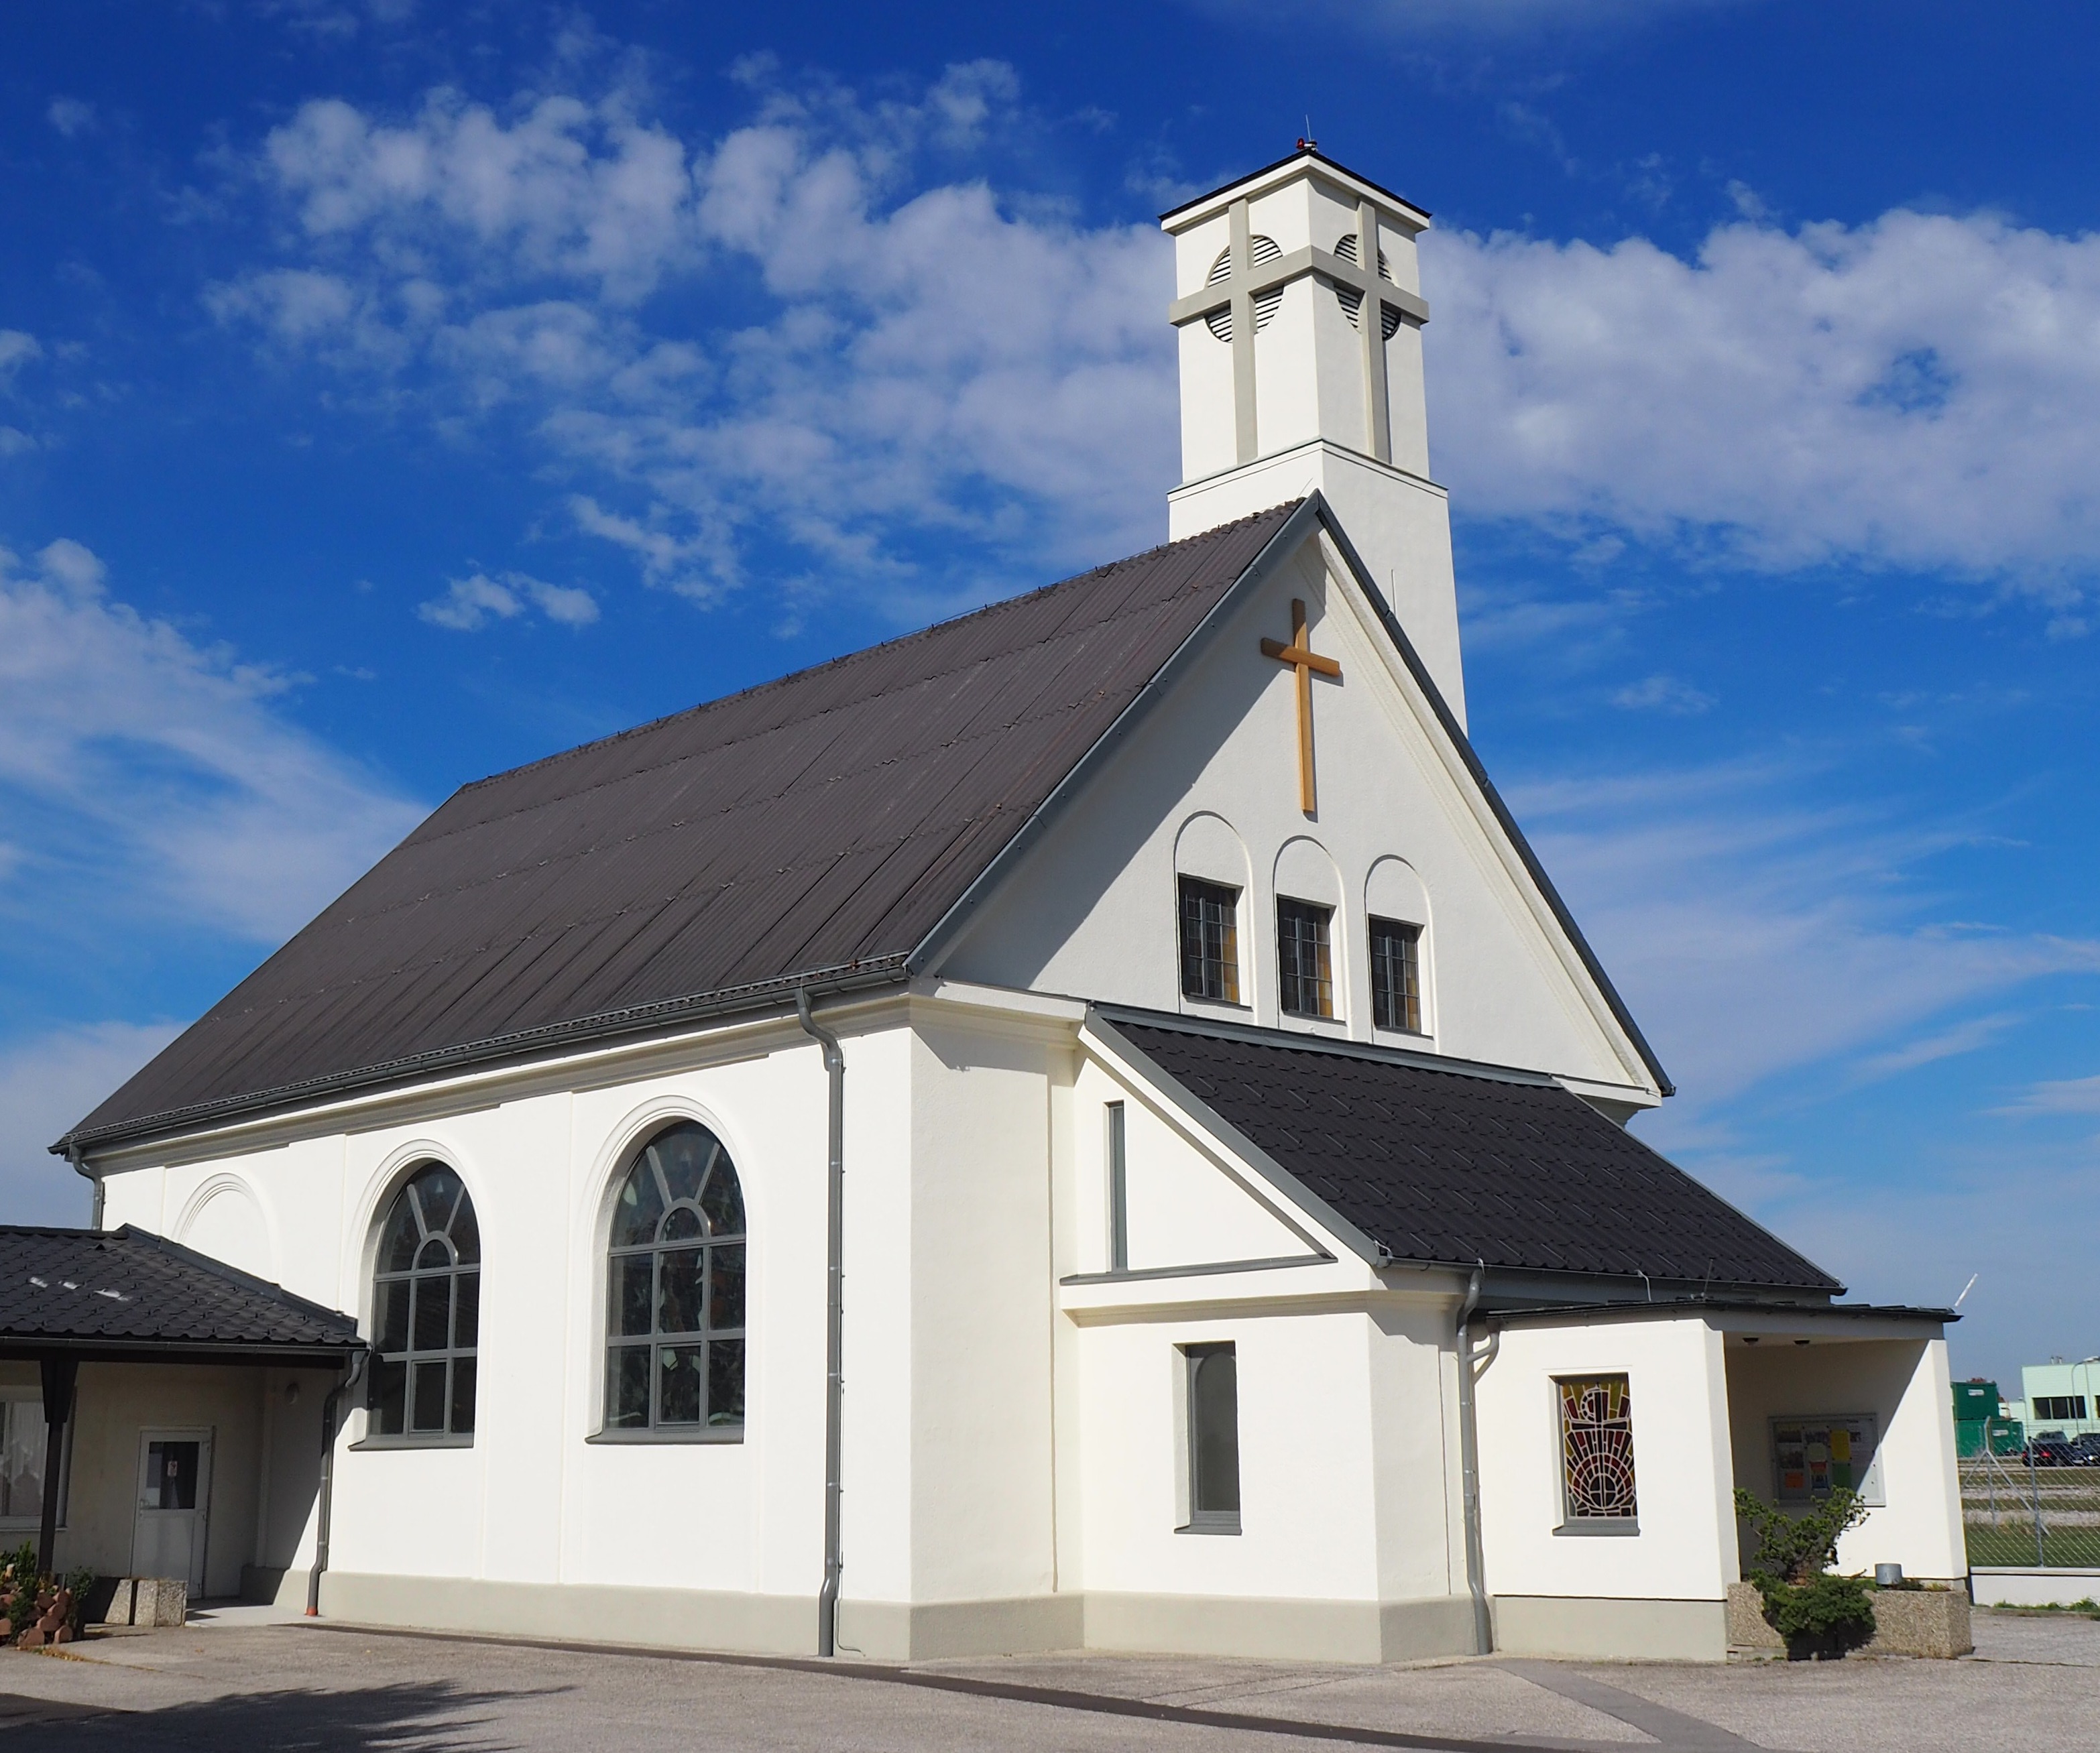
[1161,148,1466,723]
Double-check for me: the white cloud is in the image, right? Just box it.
[213,63,1178,605]
[0,330,40,385]
[1610,672,1714,714]
[0,539,423,943]
[1996,1071,2100,1116]
[1425,211,2100,598]
[0,1022,180,1225]
[418,570,598,630]
[1509,759,2100,1108]
[46,97,95,139]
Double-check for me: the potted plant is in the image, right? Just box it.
[1734,1488,1875,1658]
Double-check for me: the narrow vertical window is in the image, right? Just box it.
[1276,898,1335,1018]
[1184,1343,1241,1532]
[1178,877,1241,1004]
[1106,1101,1128,1274]
[1558,1374,1638,1525]
[1368,915,1422,1033]
[605,1120,747,1438]
[368,1162,480,1442]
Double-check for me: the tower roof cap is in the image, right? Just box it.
[1159,146,1432,233]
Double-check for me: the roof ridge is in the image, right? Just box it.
[449,507,1299,806]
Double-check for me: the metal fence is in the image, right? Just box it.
[1961,1427,2100,1570]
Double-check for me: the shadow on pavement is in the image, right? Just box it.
[9,1678,542,1752]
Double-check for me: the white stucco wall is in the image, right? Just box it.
[938,530,1653,1101]
[1475,1317,1738,1605]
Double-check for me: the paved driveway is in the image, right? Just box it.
[0,1607,2093,1751]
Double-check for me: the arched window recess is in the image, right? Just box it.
[599,1120,747,1441]
[366,1162,479,1445]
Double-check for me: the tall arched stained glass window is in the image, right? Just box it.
[369,1163,479,1441]
[605,1121,746,1437]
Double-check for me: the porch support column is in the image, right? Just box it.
[37,1354,78,1576]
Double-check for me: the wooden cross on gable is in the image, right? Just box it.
[1262,598,1342,816]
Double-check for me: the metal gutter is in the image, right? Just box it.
[52,960,909,1159]
[306,1348,369,1617]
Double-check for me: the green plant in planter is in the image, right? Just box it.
[1734,1487,1875,1658]
[0,1538,94,1644]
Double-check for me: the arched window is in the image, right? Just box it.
[369,1162,479,1441]
[605,1121,746,1437]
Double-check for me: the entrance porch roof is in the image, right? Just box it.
[0,1225,363,1368]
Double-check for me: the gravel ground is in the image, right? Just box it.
[0,1606,2092,1751]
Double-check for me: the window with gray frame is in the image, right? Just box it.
[1106,1101,1128,1273]
[1183,1343,1241,1533]
[1276,898,1335,1018]
[1368,915,1422,1033]
[1179,876,1241,1004]
[605,1121,747,1437]
[368,1162,480,1441]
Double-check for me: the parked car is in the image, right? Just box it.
[2068,1433,2100,1467]
[2026,1435,2078,1467]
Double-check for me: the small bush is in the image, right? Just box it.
[0,1539,93,1646]
[1735,1488,1876,1658]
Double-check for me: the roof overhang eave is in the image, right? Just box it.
[0,1335,365,1368]
[54,959,913,1162]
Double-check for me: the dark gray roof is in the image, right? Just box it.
[0,1226,362,1362]
[66,507,1303,1150]
[1098,1012,1838,1294]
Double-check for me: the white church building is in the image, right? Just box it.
[16,146,1966,1665]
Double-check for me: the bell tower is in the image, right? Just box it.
[1161,147,1465,721]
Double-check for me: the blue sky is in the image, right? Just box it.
[2,1,2096,1387]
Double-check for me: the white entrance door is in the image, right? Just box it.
[132,1429,213,1593]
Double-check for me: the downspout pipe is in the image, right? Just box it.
[306,1348,368,1616]
[796,987,846,1659]
[1454,1265,1495,1656]
[36,1354,78,1577]
[66,1142,101,1230]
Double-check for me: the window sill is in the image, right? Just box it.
[351,1435,475,1451]
[587,1427,746,1445]
[1179,994,1250,1016]
[1554,1520,1640,1536]
[1177,1518,1242,1536]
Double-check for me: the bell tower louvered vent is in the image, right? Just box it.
[1332,233,1405,339]
[1203,235,1285,343]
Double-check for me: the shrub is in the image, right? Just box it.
[0,1539,93,1646]
[1735,1488,1875,1658]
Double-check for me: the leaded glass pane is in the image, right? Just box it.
[412,1277,451,1353]
[450,1358,477,1435]
[449,1197,481,1264]
[603,1124,748,1435]
[609,1347,650,1428]
[653,1128,711,1207]
[1277,898,1334,1018]
[375,1279,410,1353]
[369,1357,407,1435]
[660,1345,704,1425]
[370,1162,479,1442]
[453,1271,479,1350]
[380,1200,420,1273]
[612,1159,664,1247]
[410,1360,448,1433]
[1178,877,1241,1004]
[710,1245,746,1331]
[1190,1347,1240,1516]
[1368,916,1422,1034]
[659,1249,705,1337]
[616,1255,653,1337]
[700,1160,744,1236]
[709,1339,746,1425]
[1559,1374,1638,1521]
